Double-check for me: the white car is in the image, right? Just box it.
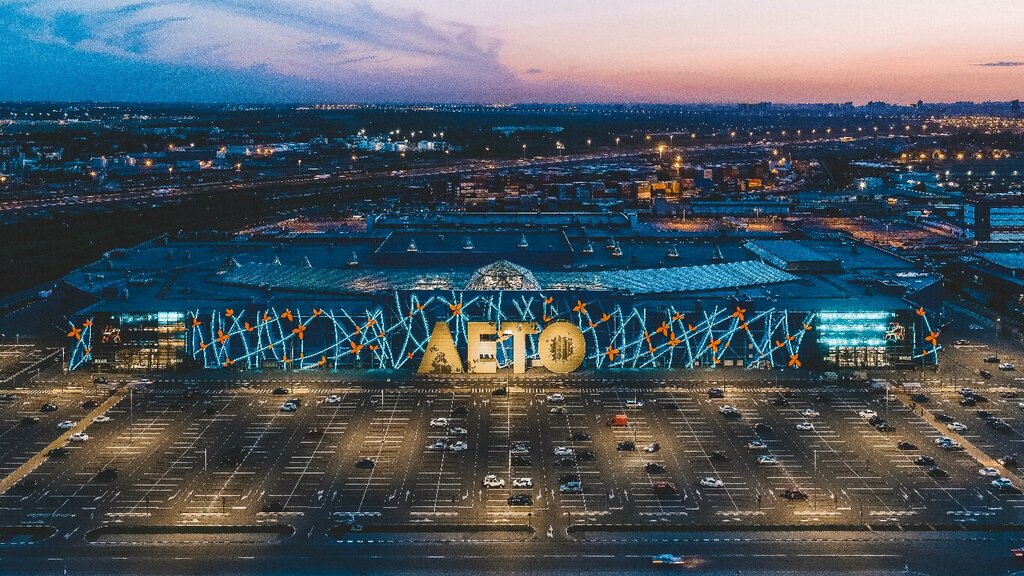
[280,402,298,412]
[796,422,815,431]
[512,477,533,488]
[699,477,725,488]
[553,446,575,457]
[546,393,565,403]
[992,477,1015,490]
[1018,402,1024,409]
[757,455,779,465]
[858,410,878,419]
[69,432,89,442]
[325,395,342,405]
[93,415,111,423]
[747,440,768,451]
[947,422,968,432]
[935,435,955,445]
[449,426,469,436]
[429,418,450,428]
[800,409,820,418]
[482,474,506,488]
[446,441,469,452]
[57,420,77,430]
[978,467,1000,477]
[625,400,644,409]
[1000,363,1016,371]
[718,405,738,414]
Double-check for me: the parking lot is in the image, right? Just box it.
[4,367,1024,540]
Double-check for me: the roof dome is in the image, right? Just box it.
[465,260,541,291]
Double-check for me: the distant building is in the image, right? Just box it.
[964,194,1024,242]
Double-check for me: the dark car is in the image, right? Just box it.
[645,462,667,473]
[272,387,289,395]
[0,393,16,402]
[977,410,994,420]
[81,399,100,409]
[753,422,773,434]
[575,449,597,461]
[491,387,508,397]
[927,466,949,478]
[570,431,592,441]
[355,458,375,469]
[910,393,930,403]
[709,451,730,462]
[873,420,896,432]
[989,419,1013,432]
[92,376,108,385]
[985,355,1000,363]
[617,441,636,451]
[95,467,119,482]
[507,494,533,506]
[557,456,577,467]
[560,473,580,484]
[1000,454,1019,467]
[40,403,58,412]
[204,405,220,415]
[20,416,40,426]
[708,388,725,399]
[780,488,808,500]
[960,397,977,406]
[12,478,37,491]
[47,447,70,458]
[972,394,989,402]
[913,455,935,466]
[451,406,469,417]
[935,412,956,423]
[659,401,680,410]
[771,396,790,406]
[652,481,677,494]
[512,455,532,466]
[261,500,284,513]
[306,427,325,437]
[1002,391,1021,399]
[980,370,993,379]
[897,441,918,451]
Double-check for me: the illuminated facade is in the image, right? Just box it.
[67,291,941,372]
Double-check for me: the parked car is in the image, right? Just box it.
[913,455,935,466]
[707,388,725,398]
[652,481,677,494]
[355,458,375,469]
[1001,363,1017,371]
[796,422,815,431]
[644,442,660,453]
[645,462,667,473]
[699,477,724,488]
[780,488,808,500]
[95,467,119,482]
[897,441,918,451]
[511,478,533,488]
[482,475,506,488]
[617,440,636,451]
[69,432,89,442]
[507,494,533,506]
[757,455,779,465]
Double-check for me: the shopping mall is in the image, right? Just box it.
[56,214,944,374]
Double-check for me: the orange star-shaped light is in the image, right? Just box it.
[916,307,926,317]
[216,329,229,344]
[225,308,234,317]
[668,332,681,347]
[281,308,294,322]
[350,341,364,356]
[223,358,235,367]
[407,352,415,359]
[449,302,462,316]
[318,355,327,366]
[731,306,746,321]
[191,317,202,328]
[600,313,611,322]
[655,321,670,337]
[83,319,92,327]
[672,311,684,322]
[543,314,552,323]
[262,313,272,322]
[605,346,620,361]
[292,324,306,339]
[709,338,722,353]
[740,322,749,332]
[643,331,652,344]
[84,348,91,355]
[687,323,697,332]
[369,344,379,352]
[788,354,801,368]
[312,308,323,317]
[354,324,362,334]
[648,345,657,355]
[544,296,554,305]
[244,322,254,332]
[776,340,785,349]
[787,335,795,341]
[282,354,291,365]
[573,300,587,314]
[366,317,376,327]
[67,326,82,340]
[588,321,598,328]
[803,323,813,331]
[199,342,208,350]
[925,331,939,346]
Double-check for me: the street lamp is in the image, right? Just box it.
[522,144,527,159]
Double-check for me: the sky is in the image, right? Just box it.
[0,0,1022,104]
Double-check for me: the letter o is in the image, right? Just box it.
[538,321,586,374]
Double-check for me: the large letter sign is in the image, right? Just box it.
[418,319,584,374]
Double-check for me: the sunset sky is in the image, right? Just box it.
[1,0,1022,103]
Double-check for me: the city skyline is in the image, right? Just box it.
[1,0,1022,104]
